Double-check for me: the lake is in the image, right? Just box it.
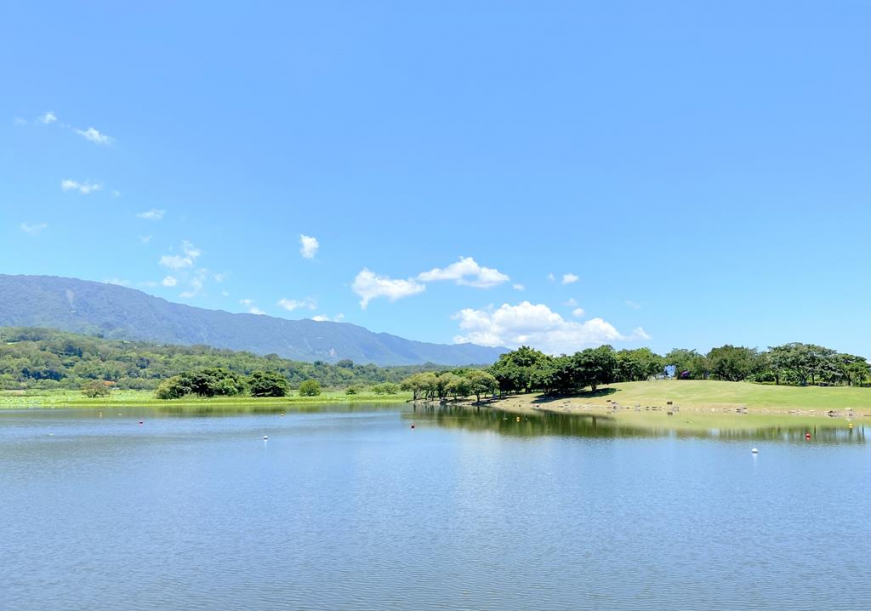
[2,404,870,610]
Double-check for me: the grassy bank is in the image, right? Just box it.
[485,380,871,426]
[0,389,411,410]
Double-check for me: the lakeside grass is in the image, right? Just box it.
[485,380,871,428]
[0,389,411,411]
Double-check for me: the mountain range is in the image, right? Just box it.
[0,274,505,366]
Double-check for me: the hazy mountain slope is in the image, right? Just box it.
[0,275,505,366]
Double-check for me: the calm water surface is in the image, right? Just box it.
[2,404,870,610]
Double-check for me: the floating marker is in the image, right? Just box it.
[139,421,143,425]
[751,448,758,454]
[516,416,521,422]
[805,432,811,440]
[263,435,269,440]
[411,424,415,429]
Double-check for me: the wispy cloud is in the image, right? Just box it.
[76,126,113,145]
[300,234,319,259]
[547,273,556,282]
[139,235,153,245]
[38,111,57,125]
[513,283,525,291]
[562,273,579,285]
[159,241,202,270]
[105,278,130,287]
[277,297,317,312]
[13,117,27,126]
[352,268,426,309]
[61,179,101,194]
[20,222,48,235]
[240,298,265,315]
[179,269,207,299]
[136,209,165,221]
[572,308,586,318]
[161,276,178,287]
[625,300,641,309]
[417,257,510,289]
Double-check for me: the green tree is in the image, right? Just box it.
[298,379,322,396]
[707,345,758,382]
[247,371,289,397]
[573,345,616,392]
[465,370,498,403]
[81,380,110,398]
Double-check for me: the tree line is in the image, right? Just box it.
[0,327,445,392]
[398,342,871,401]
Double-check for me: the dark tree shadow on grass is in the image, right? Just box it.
[531,387,618,405]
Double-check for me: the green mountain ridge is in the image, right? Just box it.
[0,274,505,366]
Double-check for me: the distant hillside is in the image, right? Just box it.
[0,275,505,366]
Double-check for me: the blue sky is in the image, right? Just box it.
[2,1,870,356]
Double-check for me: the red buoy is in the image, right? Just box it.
[805,432,811,440]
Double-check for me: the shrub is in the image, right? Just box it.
[298,379,322,397]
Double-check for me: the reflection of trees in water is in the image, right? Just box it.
[407,404,866,445]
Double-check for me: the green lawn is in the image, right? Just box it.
[575,380,871,411]
[0,389,411,410]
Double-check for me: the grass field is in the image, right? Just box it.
[565,380,871,411]
[487,380,871,428]
[0,389,411,411]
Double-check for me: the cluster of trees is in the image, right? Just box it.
[405,342,871,399]
[665,343,870,386]
[155,368,289,399]
[400,369,498,403]
[0,328,444,391]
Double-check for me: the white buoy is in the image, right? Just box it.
[263,435,268,440]
[751,448,758,454]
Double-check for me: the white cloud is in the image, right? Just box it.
[159,241,201,270]
[179,269,207,299]
[564,298,578,307]
[105,278,130,287]
[417,257,510,289]
[547,273,556,282]
[213,272,229,283]
[76,127,113,145]
[352,268,426,309]
[38,111,57,125]
[239,299,264,315]
[300,234,319,259]
[572,308,586,318]
[161,276,178,287]
[513,283,525,291]
[311,315,330,322]
[20,222,48,235]
[61,179,101,194]
[562,273,579,285]
[112,190,121,197]
[452,301,649,354]
[631,327,651,340]
[277,297,317,312]
[625,300,641,309]
[335,313,345,322]
[140,281,158,288]
[139,235,153,245]
[137,209,165,221]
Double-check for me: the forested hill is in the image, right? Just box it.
[0,327,446,391]
[0,275,504,366]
